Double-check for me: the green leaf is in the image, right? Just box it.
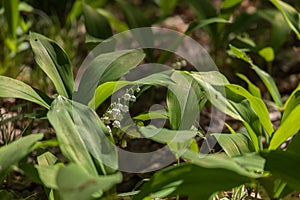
[0,76,50,109]
[30,32,74,98]
[140,125,197,145]
[282,84,300,122]
[47,96,99,176]
[48,96,118,174]
[229,45,282,108]
[0,134,43,181]
[269,0,300,39]
[233,152,265,173]
[236,73,261,98]
[90,70,173,109]
[37,152,57,166]
[186,17,229,34]
[74,50,145,105]
[36,165,60,189]
[133,110,168,121]
[117,0,150,29]
[229,44,252,63]
[3,0,19,39]
[259,47,275,62]
[191,73,241,120]
[269,105,300,150]
[262,147,300,191]
[188,0,218,41]
[226,84,273,136]
[97,8,128,32]
[83,3,112,40]
[167,72,205,130]
[156,0,177,16]
[252,65,282,108]
[221,0,243,10]
[134,151,262,200]
[212,133,255,157]
[56,164,122,200]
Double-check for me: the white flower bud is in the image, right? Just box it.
[130,95,136,102]
[123,93,131,101]
[112,120,121,128]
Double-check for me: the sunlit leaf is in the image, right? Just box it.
[74,50,144,105]
[0,76,50,109]
[236,73,261,98]
[212,133,255,156]
[269,105,300,150]
[48,96,118,174]
[30,32,74,98]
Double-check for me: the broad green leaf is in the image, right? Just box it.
[167,71,204,130]
[3,0,19,39]
[30,32,74,98]
[252,65,282,108]
[56,164,122,200]
[229,45,282,108]
[190,71,229,85]
[229,44,252,63]
[262,147,300,191]
[236,73,261,98]
[140,125,197,153]
[259,47,275,62]
[36,165,60,189]
[0,76,50,109]
[226,84,273,136]
[90,71,173,109]
[74,50,145,105]
[66,0,107,26]
[37,152,57,166]
[186,17,229,34]
[221,0,243,10]
[269,0,300,39]
[134,163,250,200]
[133,110,168,121]
[212,133,255,157]
[134,151,262,200]
[282,84,300,122]
[48,96,118,174]
[139,125,197,144]
[97,8,128,32]
[155,0,177,16]
[191,73,241,120]
[226,98,261,151]
[83,3,112,40]
[269,105,300,150]
[233,153,265,173]
[0,134,43,181]
[182,151,263,178]
[47,96,99,176]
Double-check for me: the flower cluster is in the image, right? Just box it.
[101,87,140,130]
[172,59,187,69]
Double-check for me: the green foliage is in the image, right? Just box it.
[30,32,75,99]
[1,0,300,199]
[0,134,43,182]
